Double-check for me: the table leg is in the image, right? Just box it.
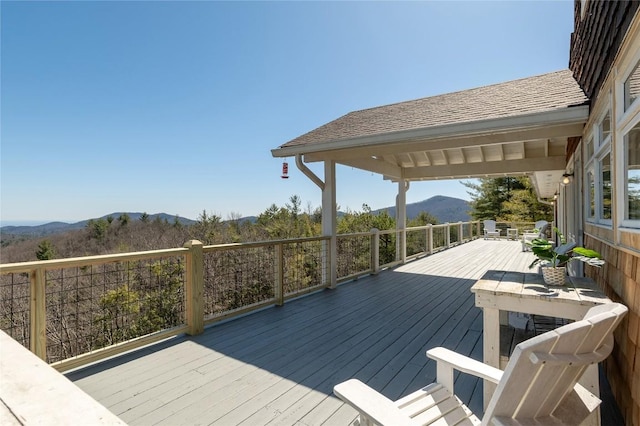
[580,364,601,426]
[483,307,500,409]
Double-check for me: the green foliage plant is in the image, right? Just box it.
[528,227,604,269]
[36,239,55,260]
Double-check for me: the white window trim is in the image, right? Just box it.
[618,113,640,228]
[616,37,640,123]
[584,98,613,226]
[598,149,613,226]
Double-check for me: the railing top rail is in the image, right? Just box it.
[336,232,374,238]
[0,247,189,273]
[203,235,330,252]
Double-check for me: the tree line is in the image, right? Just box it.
[1,178,552,264]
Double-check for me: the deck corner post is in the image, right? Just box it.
[370,228,380,275]
[184,239,204,335]
[275,243,284,306]
[30,267,47,361]
[446,223,451,248]
[428,224,433,254]
[477,220,481,239]
[458,221,463,243]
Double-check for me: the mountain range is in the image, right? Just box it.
[0,196,470,237]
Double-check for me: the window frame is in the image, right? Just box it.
[619,116,640,228]
[584,103,613,226]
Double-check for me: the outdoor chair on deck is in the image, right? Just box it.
[334,302,627,426]
[522,220,549,251]
[483,220,500,240]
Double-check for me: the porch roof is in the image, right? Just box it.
[272,70,590,199]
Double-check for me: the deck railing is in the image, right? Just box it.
[0,221,481,370]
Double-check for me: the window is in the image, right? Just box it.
[600,153,612,220]
[599,111,611,142]
[586,136,594,159]
[625,122,640,220]
[624,60,640,111]
[584,107,612,225]
[587,169,595,219]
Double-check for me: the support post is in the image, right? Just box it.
[396,180,407,263]
[275,243,284,305]
[370,228,380,275]
[446,223,451,248]
[184,240,204,335]
[322,161,337,288]
[428,224,433,254]
[458,221,463,243]
[30,267,46,361]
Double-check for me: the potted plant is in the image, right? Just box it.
[527,227,604,286]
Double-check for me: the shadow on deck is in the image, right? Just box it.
[66,239,623,425]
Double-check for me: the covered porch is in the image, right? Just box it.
[66,239,622,425]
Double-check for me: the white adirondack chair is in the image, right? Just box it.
[483,220,500,240]
[522,220,550,251]
[334,302,627,426]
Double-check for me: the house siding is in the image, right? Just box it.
[585,233,640,426]
[569,0,640,100]
[575,2,640,424]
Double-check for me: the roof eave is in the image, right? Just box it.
[271,104,590,158]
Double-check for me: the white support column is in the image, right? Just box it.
[322,161,337,288]
[396,180,407,263]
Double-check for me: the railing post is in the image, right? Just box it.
[275,243,284,305]
[30,267,47,361]
[370,228,380,275]
[458,222,463,243]
[477,220,481,238]
[184,240,204,335]
[428,224,433,254]
[446,223,451,248]
[401,228,407,264]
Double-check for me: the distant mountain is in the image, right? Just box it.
[1,213,196,237]
[373,195,470,223]
[1,198,470,238]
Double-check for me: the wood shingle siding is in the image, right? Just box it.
[569,0,640,100]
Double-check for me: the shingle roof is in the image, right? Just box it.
[279,69,588,148]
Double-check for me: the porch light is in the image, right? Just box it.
[562,173,574,185]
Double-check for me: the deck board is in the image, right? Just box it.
[66,239,619,425]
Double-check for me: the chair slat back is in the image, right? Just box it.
[483,220,497,232]
[533,220,549,237]
[482,303,627,425]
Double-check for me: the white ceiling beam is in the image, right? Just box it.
[339,157,403,179]
[303,122,584,162]
[401,156,567,180]
[408,153,419,167]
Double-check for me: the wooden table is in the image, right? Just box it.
[471,270,611,425]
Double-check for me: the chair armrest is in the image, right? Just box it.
[427,347,503,384]
[333,379,416,426]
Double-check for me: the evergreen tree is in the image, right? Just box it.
[35,239,55,260]
[464,177,552,221]
[118,213,130,227]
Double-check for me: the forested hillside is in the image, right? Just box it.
[0,197,440,264]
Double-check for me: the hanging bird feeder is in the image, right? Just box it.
[281,161,289,179]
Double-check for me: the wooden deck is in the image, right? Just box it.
[66,239,621,425]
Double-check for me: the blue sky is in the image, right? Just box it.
[1,1,575,225]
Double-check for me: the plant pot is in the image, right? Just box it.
[541,266,566,286]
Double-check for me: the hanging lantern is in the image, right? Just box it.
[281,161,289,179]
